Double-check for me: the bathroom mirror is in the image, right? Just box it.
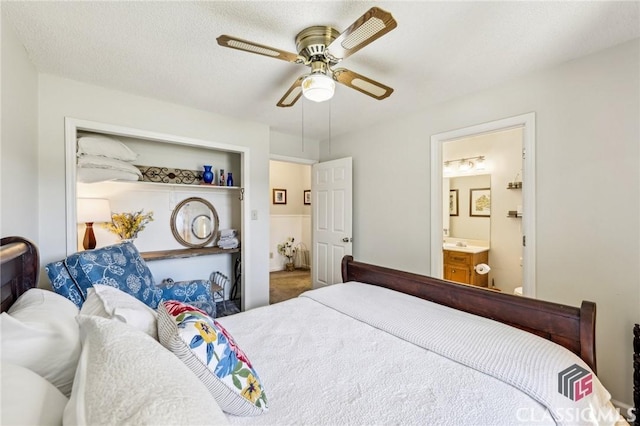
[170,197,219,248]
[445,174,491,241]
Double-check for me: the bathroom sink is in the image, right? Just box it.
[442,243,489,254]
[443,242,465,249]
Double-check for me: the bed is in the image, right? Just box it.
[0,237,626,425]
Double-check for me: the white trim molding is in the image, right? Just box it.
[270,154,318,165]
[65,117,252,308]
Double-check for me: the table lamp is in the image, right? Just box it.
[77,198,112,250]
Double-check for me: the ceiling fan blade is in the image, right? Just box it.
[333,68,393,100]
[277,76,305,107]
[217,35,302,63]
[326,7,397,61]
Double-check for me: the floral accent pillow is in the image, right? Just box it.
[157,301,267,416]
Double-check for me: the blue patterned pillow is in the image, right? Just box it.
[75,242,161,308]
[157,280,216,318]
[45,258,84,308]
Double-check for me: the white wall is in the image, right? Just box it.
[37,74,271,310]
[77,182,240,300]
[270,130,320,162]
[1,15,39,242]
[320,39,640,406]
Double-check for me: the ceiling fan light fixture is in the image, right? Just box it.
[302,73,335,102]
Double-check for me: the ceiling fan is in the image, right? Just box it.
[216,7,397,107]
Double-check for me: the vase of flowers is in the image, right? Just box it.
[277,237,297,271]
[103,209,154,242]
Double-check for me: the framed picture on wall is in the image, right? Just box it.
[304,190,311,205]
[273,189,287,204]
[470,188,491,217]
[449,189,459,216]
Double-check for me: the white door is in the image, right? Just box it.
[312,157,353,287]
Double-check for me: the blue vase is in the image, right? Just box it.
[226,172,233,186]
[202,165,214,184]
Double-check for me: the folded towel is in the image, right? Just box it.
[219,229,237,239]
[217,237,239,249]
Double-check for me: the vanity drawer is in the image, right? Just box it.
[444,250,473,266]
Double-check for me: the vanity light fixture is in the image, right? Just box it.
[458,159,474,172]
[443,156,486,173]
[443,161,454,174]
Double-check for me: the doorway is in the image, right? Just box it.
[269,157,314,303]
[430,113,536,297]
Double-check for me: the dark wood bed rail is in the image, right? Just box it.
[341,255,597,373]
[1,236,39,313]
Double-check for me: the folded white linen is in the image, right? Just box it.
[77,155,142,176]
[219,229,237,239]
[76,167,140,183]
[217,237,239,249]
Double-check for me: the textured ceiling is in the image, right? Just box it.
[3,1,639,140]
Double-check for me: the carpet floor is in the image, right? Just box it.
[269,269,312,304]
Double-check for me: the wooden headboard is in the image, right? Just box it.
[341,256,597,373]
[1,236,39,313]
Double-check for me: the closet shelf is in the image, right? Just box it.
[141,246,240,261]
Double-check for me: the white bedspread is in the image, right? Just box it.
[218,282,622,426]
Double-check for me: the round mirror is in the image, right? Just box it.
[170,197,219,248]
[191,214,212,239]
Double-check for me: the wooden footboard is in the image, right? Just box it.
[341,255,597,373]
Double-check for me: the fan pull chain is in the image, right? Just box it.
[301,98,305,153]
[328,100,332,157]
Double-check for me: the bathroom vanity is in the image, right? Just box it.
[443,245,489,287]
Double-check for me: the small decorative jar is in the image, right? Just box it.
[226,172,233,187]
[202,165,214,184]
[219,169,225,187]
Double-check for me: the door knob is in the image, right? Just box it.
[342,237,353,243]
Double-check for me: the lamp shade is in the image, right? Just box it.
[77,198,112,223]
[301,74,335,103]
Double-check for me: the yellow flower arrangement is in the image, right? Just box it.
[103,209,154,240]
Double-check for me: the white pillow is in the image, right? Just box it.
[77,155,142,176]
[65,315,229,425]
[80,284,158,339]
[0,288,80,396]
[77,135,138,161]
[76,167,140,183]
[1,362,68,426]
